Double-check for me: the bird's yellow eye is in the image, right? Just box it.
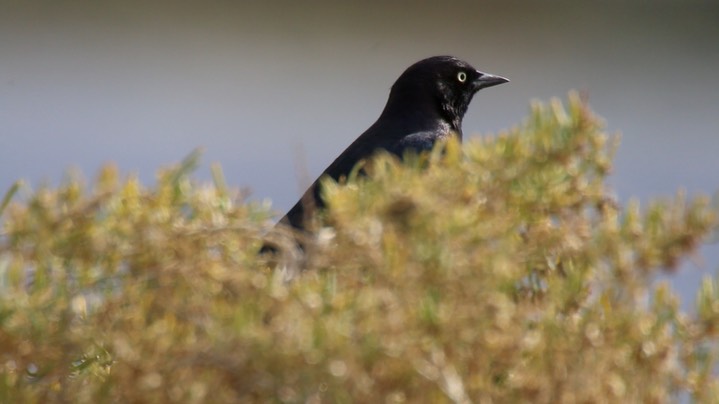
[457,72,467,83]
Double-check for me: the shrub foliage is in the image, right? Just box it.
[0,94,717,403]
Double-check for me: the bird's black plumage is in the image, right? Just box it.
[280,56,508,232]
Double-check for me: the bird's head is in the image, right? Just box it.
[387,56,509,131]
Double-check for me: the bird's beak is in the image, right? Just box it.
[473,71,509,91]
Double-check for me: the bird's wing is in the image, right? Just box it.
[280,123,447,230]
[280,133,385,229]
[387,130,446,155]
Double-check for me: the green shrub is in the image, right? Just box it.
[0,93,717,403]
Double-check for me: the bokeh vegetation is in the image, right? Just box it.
[1,93,717,403]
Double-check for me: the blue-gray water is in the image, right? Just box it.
[1,1,718,310]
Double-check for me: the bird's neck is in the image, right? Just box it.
[381,90,462,136]
[440,104,464,133]
[439,93,468,134]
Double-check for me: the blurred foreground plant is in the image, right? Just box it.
[0,93,717,403]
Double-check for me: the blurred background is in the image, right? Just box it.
[1,1,717,307]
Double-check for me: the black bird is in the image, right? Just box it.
[279,56,508,234]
